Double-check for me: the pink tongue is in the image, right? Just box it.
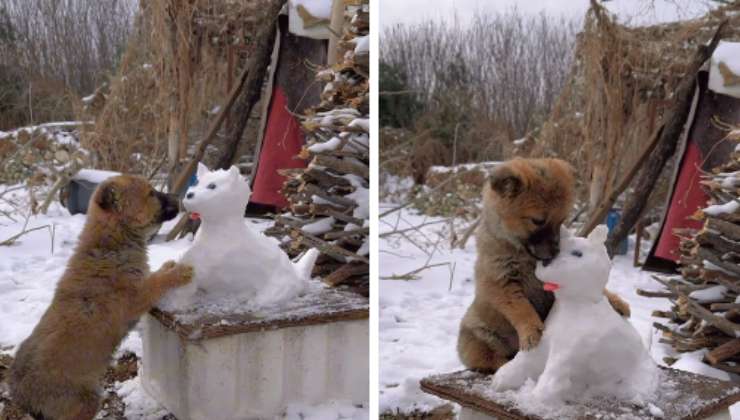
[189,212,201,221]
[543,282,560,292]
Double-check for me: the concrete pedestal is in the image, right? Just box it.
[141,286,368,420]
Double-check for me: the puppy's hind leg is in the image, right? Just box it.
[57,388,99,420]
[605,289,631,318]
[457,325,512,373]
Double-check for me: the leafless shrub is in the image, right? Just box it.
[0,0,136,128]
[381,9,579,140]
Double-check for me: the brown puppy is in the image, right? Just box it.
[8,175,193,420]
[458,158,630,372]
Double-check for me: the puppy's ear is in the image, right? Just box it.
[489,165,523,198]
[95,183,117,211]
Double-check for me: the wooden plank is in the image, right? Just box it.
[150,285,368,341]
[420,368,740,420]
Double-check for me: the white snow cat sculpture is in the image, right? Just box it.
[492,225,659,404]
[166,163,319,308]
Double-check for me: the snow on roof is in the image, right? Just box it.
[288,0,332,39]
[708,41,740,99]
[294,0,331,20]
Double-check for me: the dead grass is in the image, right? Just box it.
[532,2,740,206]
[79,0,271,176]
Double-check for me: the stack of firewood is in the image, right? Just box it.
[269,1,369,292]
[643,138,740,373]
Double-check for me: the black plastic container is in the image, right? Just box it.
[63,179,99,215]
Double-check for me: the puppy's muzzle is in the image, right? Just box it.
[525,224,560,262]
[156,191,180,222]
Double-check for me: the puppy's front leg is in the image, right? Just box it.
[481,276,544,351]
[130,261,193,318]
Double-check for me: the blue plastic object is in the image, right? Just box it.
[605,208,629,255]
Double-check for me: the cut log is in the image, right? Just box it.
[687,299,740,337]
[312,154,369,179]
[706,338,740,365]
[324,262,368,287]
[706,217,740,242]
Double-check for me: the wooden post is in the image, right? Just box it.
[634,221,643,267]
[226,45,235,130]
[213,0,287,170]
[327,0,345,65]
[604,21,727,255]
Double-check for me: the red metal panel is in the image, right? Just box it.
[250,86,307,209]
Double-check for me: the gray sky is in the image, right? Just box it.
[380,0,716,28]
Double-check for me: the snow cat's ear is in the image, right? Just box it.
[560,225,573,239]
[228,165,241,181]
[587,225,609,245]
[197,162,209,179]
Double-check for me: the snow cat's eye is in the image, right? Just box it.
[207,183,217,190]
[571,250,583,257]
[531,218,545,226]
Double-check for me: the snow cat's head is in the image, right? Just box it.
[182,163,251,221]
[534,225,611,301]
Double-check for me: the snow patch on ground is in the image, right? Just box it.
[113,376,168,419]
[284,400,368,420]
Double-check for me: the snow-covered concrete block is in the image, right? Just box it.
[458,407,731,420]
[141,286,368,420]
[421,369,740,420]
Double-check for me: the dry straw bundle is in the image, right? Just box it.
[535,2,740,209]
[80,0,270,178]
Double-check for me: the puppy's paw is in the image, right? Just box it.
[158,260,177,271]
[158,262,194,287]
[517,322,544,351]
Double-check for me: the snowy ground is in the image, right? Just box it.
[379,203,740,418]
[0,187,367,420]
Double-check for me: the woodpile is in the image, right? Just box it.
[641,137,740,374]
[268,1,369,293]
[0,123,90,214]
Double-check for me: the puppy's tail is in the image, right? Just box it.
[293,248,320,281]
